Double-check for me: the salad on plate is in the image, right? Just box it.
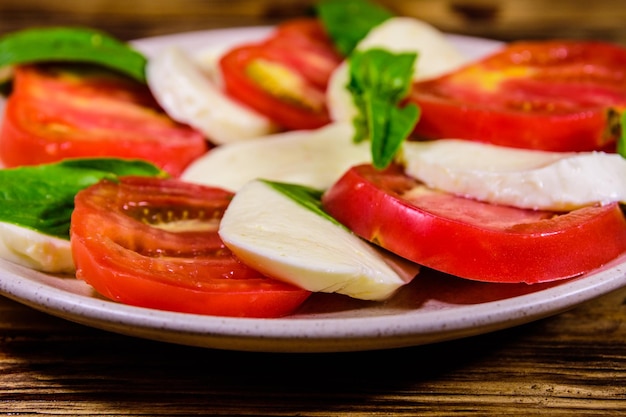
[1,0,626,320]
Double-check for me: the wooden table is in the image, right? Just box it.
[2,1,626,415]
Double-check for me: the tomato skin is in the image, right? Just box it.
[321,164,626,283]
[70,177,310,318]
[268,18,343,89]
[219,18,341,131]
[0,64,208,177]
[410,95,615,152]
[410,41,626,152]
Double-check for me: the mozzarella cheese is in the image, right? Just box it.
[327,17,469,123]
[219,180,418,300]
[181,122,370,191]
[403,140,626,211]
[0,222,74,273]
[358,17,470,81]
[146,46,278,144]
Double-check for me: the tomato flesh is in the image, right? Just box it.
[70,177,311,317]
[219,18,342,130]
[268,18,344,90]
[410,41,626,151]
[321,164,626,283]
[0,64,208,176]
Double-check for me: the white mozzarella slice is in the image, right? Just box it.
[219,180,418,300]
[327,17,469,123]
[181,122,370,191]
[326,63,355,123]
[403,139,626,211]
[358,17,469,81]
[0,222,74,273]
[146,46,277,145]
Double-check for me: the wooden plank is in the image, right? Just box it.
[1,0,625,44]
[1,288,625,415]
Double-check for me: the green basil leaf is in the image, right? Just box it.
[0,27,147,83]
[58,158,166,178]
[0,158,166,239]
[377,102,420,168]
[618,111,626,158]
[261,180,342,226]
[348,48,420,169]
[316,0,393,56]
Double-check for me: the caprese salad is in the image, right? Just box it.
[1,0,626,318]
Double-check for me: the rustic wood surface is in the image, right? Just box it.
[1,1,626,415]
[1,0,626,44]
[2,288,626,415]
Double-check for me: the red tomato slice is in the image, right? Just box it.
[321,164,626,284]
[410,41,626,152]
[268,18,343,89]
[0,64,208,176]
[70,177,311,318]
[219,18,342,130]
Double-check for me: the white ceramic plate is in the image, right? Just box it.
[1,27,625,353]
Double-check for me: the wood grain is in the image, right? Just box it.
[1,0,626,45]
[1,287,626,415]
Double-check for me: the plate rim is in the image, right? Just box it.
[2,252,625,352]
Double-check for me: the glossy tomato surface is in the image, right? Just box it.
[70,177,311,317]
[322,164,626,283]
[219,18,342,130]
[0,64,208,176]
[410,41,626,152]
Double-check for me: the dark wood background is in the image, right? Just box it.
[1,0,626,45]
[1,0,626,415]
